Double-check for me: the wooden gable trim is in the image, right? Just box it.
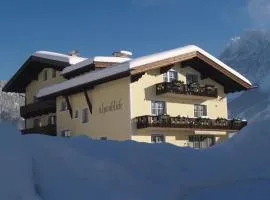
[131,52,197,75]
[64,95,73,118]
[83,90,92,114]
[160,64,174,74]
[195,52,251,89]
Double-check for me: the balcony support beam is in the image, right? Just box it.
[64,95,73,118]
[83,90,92,114]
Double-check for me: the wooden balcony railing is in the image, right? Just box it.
[136,115,247,131]
[156,81,218,98]
[20,100,56,118]
[21,124,57,136]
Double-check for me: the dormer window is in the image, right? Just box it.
[163,69,178,82]
[52,69,56,78]
[43,70,48,81]
[186,73,198,85]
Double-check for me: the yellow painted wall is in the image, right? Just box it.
[25,68,65,104]
[56,77,131,140]
[130,63,229,146]
[25,68,65,128]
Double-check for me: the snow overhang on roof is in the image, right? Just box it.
[61,56,131,78]
[2,51,87,93]
[36,45,253,98]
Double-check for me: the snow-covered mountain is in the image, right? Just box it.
[0,80,24,123]
[220,30,270,123]
[220,30,270,85]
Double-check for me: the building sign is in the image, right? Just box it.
[99,99,123,114]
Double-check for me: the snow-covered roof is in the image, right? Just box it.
[127,45,251,85]
[37,63,129,98]
[37,45,252,98]
[61,56,131,75]
[33,51,87,65]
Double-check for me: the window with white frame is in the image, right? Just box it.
[60,100,68,111]
[194,104,207,117]
[151,134,165,143]
[186,73,199,84]
[61,130,71,137]
[188,135,215,149]
[151,101,166,116]
[48,115,56,125]
[163,69,178,82]
[82,108,89,123]
[74,110,79,118]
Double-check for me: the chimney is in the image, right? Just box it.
[68,50,80,56]
[112,50,133,58]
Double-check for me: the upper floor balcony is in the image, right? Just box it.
[156,81,218,99]
[136,115,247,132]
[20,100,56,118]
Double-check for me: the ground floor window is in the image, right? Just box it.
[33,118,41,128]
[48,115,56,125]
[188,135,215,149]
[61,130,71,137]
[151,134,165,143]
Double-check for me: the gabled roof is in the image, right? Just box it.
[3,51,87,93]
[36,45,253,99]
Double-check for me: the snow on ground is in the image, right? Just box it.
[0,121,270,200]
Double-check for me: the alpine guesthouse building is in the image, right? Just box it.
[3,45,252,148]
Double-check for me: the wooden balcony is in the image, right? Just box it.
[20,100,56,118]
[136,115,247,132]
[21,124,57,136]
[156,81,218,98]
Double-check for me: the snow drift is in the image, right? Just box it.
[1,122,270,200]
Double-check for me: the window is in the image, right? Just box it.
[188,135,215,149]
[61,130,71,137]
[82,108,89,123]
[33,118,41,128]
[60,100,68,111]
[52,69,56,78]
[100,137,107,140]
[194,104,207,117]
[163,69,178,82]
[74,110,79,118]
[33,96,38,102]
[151,101,166,116]
[43,70,48,81]
[186,73,199,84]
[151,134,165,144]
[48,115,56,125]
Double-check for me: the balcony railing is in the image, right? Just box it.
[21,124,57,136]
[20,100,56,118]
[136,115,247,131]
[156,81,218,98]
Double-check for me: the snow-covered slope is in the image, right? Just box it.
[220,30,270,123]
[0,120,269,200]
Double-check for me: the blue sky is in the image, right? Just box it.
[0,0,269,80]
